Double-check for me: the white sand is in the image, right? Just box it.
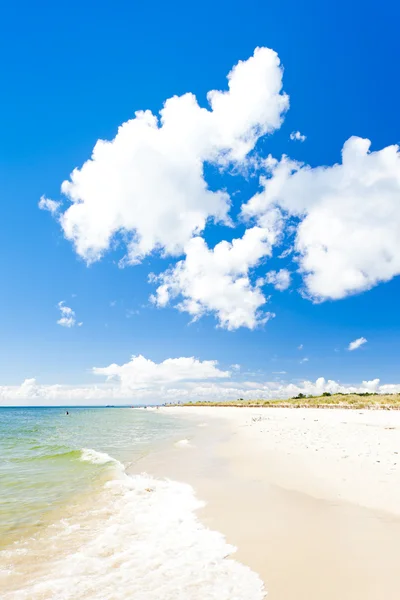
[169,406,400,515]
[148,407,400,599]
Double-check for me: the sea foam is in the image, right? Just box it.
[80,447,120,465]
[3,449,265,600]
[174,438,193,447]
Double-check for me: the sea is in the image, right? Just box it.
[0,407,264,599]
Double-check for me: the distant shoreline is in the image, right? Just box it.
[167,393,400,410]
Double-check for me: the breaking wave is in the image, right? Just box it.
[2,448,265,600]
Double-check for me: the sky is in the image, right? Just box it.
[1,0,400,405]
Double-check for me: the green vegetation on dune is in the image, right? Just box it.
[169,393,400,410]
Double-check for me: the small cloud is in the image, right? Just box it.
[265,269,291,291]
[39,195,61,215]
[126,309,139,318]
[273,371,287,374]
[300,357,309,364]
[298,344,303,350]
[290,130,306,142]
[230,364,241,371]
[348,337,367,351]
[278,247,293,259]
[110,300,117,307]
[57,301,80,328]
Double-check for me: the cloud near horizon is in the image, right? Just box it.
[92,355,230,388]
[0,354,399,406]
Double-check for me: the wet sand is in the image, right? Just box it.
[137,407,400,599]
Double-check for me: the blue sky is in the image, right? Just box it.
[1,0,400,404]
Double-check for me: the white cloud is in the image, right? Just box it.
[45,47,288,266]
[298,344,303,350]
[290,130,306,142]
[230,364,241,371]
[38,196,61,215]
[92,355,229,390]
[1,366,399,406]
[57,301,81,328]
[39,46,400,321]
[265,268,291,291]
[243,137,400,301]
[150,225,279,330]
[278,247,292,259]
[348,337,367,351]
[300,357,309,364]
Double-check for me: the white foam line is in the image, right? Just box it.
[3,464,265,599]
[80,448,120,466]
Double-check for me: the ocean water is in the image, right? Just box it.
[0,407,264,599]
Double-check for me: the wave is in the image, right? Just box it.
[2,451,265,599]
[79,447,121,466]
[10,449,82,463]
[10,447,121,466]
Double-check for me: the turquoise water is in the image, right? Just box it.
[0,407,185,546]
[0,407,265,600]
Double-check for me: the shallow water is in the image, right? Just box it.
[0,407,264,599]
[0,407,185,545]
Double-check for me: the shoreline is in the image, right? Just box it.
[164,392,400,410]
[166,403,400,409]
[3,409,265,600]
[138,407,400,599]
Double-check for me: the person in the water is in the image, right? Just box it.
[65,411,69,415]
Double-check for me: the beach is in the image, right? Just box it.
[140,406,400,599]
[0,407,264,599]
[2,405,400,599]
[4,5,400,599]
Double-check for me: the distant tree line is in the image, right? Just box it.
[291,391,379,400]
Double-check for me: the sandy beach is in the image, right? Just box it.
[138,407,400,599]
